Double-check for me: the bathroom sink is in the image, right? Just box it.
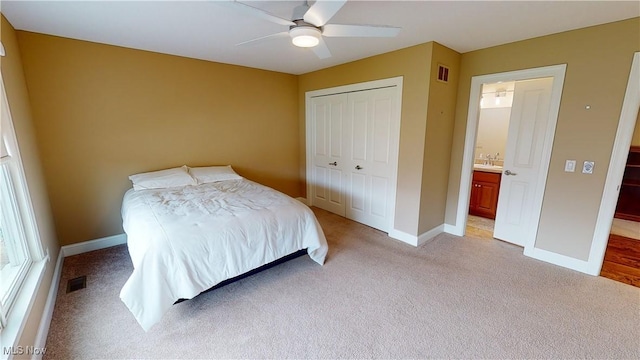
[473,164,503,173]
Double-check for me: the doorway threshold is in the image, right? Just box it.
[466,215,495,240]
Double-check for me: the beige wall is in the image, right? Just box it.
[16,31,299,246]
[474,107,510,161]
[0,16,59,351]
[298,43,433,236]
[418,43,461,233]
[298,42,461,236]
[446,18,640,260]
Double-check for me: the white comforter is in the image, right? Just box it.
[120,179,328,331]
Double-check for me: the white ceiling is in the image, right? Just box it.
[2,1,638,75]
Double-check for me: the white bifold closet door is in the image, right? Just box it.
[310,86,399,232]
[310,93,348,216]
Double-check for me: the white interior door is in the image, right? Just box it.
[493,77,554,246]
[345,87,399,231]
[310,93,347,216]
[307,78,402,234]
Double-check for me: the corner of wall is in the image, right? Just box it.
[417,43,462,233]
[1,14,61,350]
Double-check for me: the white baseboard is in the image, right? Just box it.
[418,224,445,245]
[61,233,127,257]
[32,249,64,359]
[444,223,463,236]
[388,229,417,246]
[389,224,444,247]
[524,246,592,275]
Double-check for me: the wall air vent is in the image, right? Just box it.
[437,64,450,83]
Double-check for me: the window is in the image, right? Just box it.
[0,160,32,326]
[0,74,45,331]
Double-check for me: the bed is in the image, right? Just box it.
[119,166,328,331]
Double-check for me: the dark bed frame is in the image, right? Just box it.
[174,248,308,304]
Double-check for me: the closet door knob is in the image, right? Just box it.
[329,162,337,166]
[355,165,363,170]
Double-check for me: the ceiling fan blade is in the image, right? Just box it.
[323,24,401,38]
[236,31,289,46]
[303,0,347,27]
[311,37,332,59]
[222,0,295,27]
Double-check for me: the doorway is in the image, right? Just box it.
[600,111,640,287]
[453,65,566,254]
[465,81,514,240]
[587,52,640,276]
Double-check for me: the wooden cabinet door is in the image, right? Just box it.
[469,182,480,213]
[614,146,640,221]
[475,181,499,219]
[469,171,501,219]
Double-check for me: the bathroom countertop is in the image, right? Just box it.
[473,164,503,174]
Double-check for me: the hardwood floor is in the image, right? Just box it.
[600,234,640,287]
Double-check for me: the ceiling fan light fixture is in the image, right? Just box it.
[290,26,321,48]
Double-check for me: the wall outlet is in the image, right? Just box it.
[564,160,576,172]
[582,161,594,174]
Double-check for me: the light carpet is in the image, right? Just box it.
[43,208,639,359]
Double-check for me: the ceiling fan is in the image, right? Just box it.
[225,0,401,59]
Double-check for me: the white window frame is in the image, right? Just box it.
[0,159,32,318]
[0,72,48,356]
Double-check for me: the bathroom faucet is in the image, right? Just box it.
[482,153,500,166]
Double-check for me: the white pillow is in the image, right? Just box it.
[189,165,243,184]
[129,165,196,191]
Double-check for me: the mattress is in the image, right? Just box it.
[120,179,328,331]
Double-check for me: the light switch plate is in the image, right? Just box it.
[582,161,594,174]
[565,160,576,172]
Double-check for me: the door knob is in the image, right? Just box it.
[504,170,517,176]
[329,162,337,166]
[355,165,363,170]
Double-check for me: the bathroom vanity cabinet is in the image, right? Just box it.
[469,170,501,219]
